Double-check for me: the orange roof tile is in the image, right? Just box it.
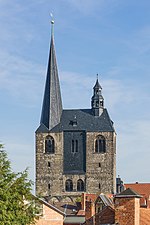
[125,183,150,208]
[124,183,150,198]
[85,193,98,202]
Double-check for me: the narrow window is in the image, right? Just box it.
[48,183,50,190]
[48,162,51,167]
[71,140,79,153]
[99,163,101,167]
[65,179,73,192]
[75,140,78,152]
[95,140,98,152]
[72,140,75,153]
[45,136,55,154]
[99,183,101,190]
[77,179,84,192]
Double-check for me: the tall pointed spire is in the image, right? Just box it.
[40,18,63,130]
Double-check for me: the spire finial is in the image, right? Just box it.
[96,73,98,80]
[50,13,54,36]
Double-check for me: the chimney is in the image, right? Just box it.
[81,193,86,210]
[85,199,95,221]
[114,188,141,225]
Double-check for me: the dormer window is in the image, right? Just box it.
[69,119,77,127]
[73,121,77,126]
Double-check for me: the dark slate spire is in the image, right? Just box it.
[40,19,62,130]
[91,75,104,116]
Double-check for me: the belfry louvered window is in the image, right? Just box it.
[45,136,54,154]
[77,179,84,192]
[65,179,73,192]
[95,135,106,153]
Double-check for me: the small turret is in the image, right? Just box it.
[91,76,104,116]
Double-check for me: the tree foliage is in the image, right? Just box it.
[0,144,38,225]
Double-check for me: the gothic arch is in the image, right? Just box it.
[77,179,84,192]
[65,179,73,192]
[61,196,73,203]
[45,135,55,154]
[95,135,106,153]
[50,196,60,203]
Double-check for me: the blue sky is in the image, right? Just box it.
[0,0,150,189]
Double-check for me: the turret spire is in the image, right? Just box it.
[91,75,104,116]
[40,19,63,130]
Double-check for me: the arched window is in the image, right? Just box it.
[65,179,73,192]
[95,135,106,153]
[77,179,84,192]
[45,136,54,154]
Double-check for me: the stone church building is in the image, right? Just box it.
[35,21,116,201]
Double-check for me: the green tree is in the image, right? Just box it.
[0,144,38,225]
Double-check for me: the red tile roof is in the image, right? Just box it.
[85,193,98,202]
[125,183,150,208]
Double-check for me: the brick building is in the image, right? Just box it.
[35,198,65,225]
[34,189,150,225]
[114,188,141,225]
[81,188,150,225]
[35,20,116,201]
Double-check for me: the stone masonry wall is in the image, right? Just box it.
[86,131,116,194]
[36,132,64,197]
[36,130,116,198]
[36,132,85,199]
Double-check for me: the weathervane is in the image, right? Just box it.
[50,13,54,36]
[50,13,54,24]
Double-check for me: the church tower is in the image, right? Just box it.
[36,21,116,201]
